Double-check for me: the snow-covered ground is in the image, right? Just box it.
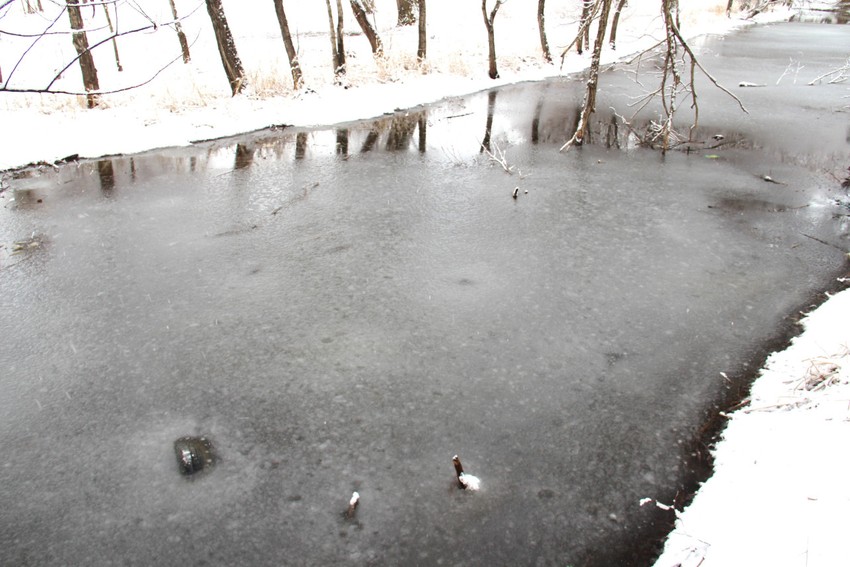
[2,1,849,565]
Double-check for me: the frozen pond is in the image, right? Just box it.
[1,22,849,566]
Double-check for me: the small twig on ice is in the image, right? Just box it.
[481,140,515,174]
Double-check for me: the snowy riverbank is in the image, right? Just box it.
[653,285,850,567]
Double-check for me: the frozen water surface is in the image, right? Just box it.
[1,22,849,566]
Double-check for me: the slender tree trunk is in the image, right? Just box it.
[538,0,551,63]
[169,0,191,63]
[578,0,593,54]
[417,0,427,60]
[273,0,303,89]
[325,0,339,75]
[67,0,100,108]
[336,0,347,76]
[482,0,503,80]
[609,0,627,49]
[561,0,613,149]
[350,0,383,55]
[324,0,346,81]
[397,0,416,25]
[205,0,246,95]
[102,3,123,71]
[726,0,734,16]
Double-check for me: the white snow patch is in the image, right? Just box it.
[459,473,481,492]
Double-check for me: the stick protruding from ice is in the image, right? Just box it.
[452,455,481,491]
[345,491,360,518]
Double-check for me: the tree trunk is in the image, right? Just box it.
[538,0,551,63]
[561,0,613,149]
[324,0,346,81]
[273,0,303,89]
[102,3,123,71]
[482,0,503,80]
[609,0,627,50]
[397,0,416,25]
[417,0,427,60]
[67,0,100,108]
[205,0,246,95]
[350,0,383,55]
[578,0,593,54]
[336,0,345,75]
[169,0,191,63]
[325,0,339,75]
[726,0,734,16]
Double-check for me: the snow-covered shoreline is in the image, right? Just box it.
[653,284,850,567]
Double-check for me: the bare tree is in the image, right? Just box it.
[577,0,593,54]
[205,0,246,95]
[1,2,201,99]
[417,0,426,61]
[397,0,416,25]
[562,0,746,153]
[101,2,122,71]
[336,0,346,73]
[538,0,551,63]
[482,0,505,80]
[350,0,383,55]
[608,0,627,49]
[273,0,303,89]
[168,0,191,63]
[67,0,100,108]
[324,0,346,82]
[560,0,613,149]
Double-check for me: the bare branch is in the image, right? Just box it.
[2,2,206,94]
[2,32,197,97]
[669,18,747,114]
[2,4,66,88]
